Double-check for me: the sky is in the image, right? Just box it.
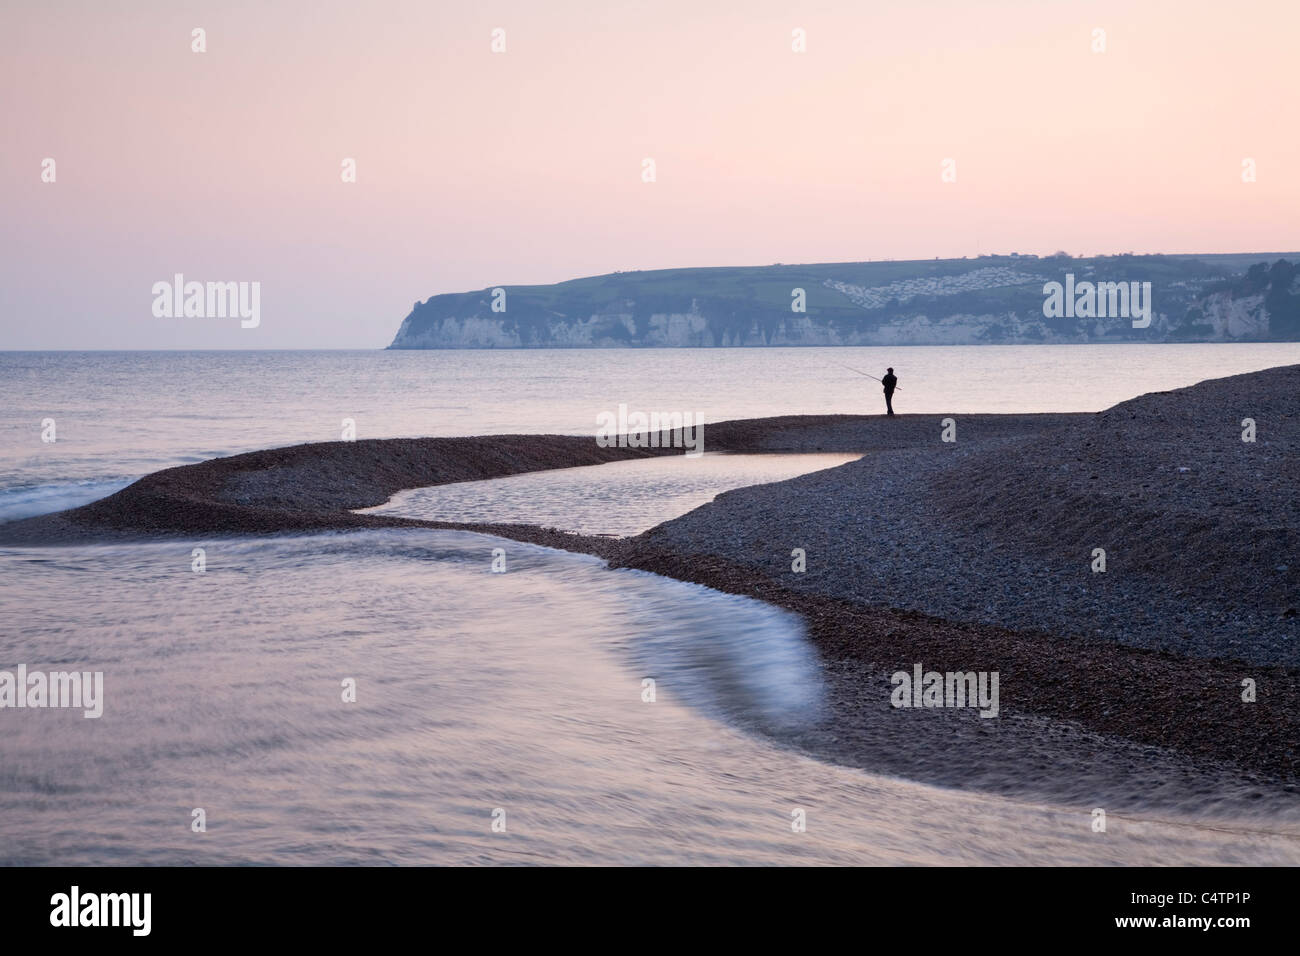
[2,0,1297,349]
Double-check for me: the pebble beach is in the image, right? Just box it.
[3,365,1296,811]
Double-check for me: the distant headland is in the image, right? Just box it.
[389,253,1300,348]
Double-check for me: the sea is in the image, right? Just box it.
[2,344,1298,864]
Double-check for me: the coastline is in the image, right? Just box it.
[3,368,1297,805]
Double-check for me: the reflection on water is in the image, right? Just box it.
[361,453,861,536]
[1,530,1296,865]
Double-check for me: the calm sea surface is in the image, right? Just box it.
[2,344,1298,518]
[2,346,1298,864]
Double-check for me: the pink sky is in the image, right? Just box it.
[2,0,1297,348]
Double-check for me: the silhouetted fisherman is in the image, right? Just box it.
[882,367,898,416]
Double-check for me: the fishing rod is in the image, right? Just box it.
[829,359,902,389]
